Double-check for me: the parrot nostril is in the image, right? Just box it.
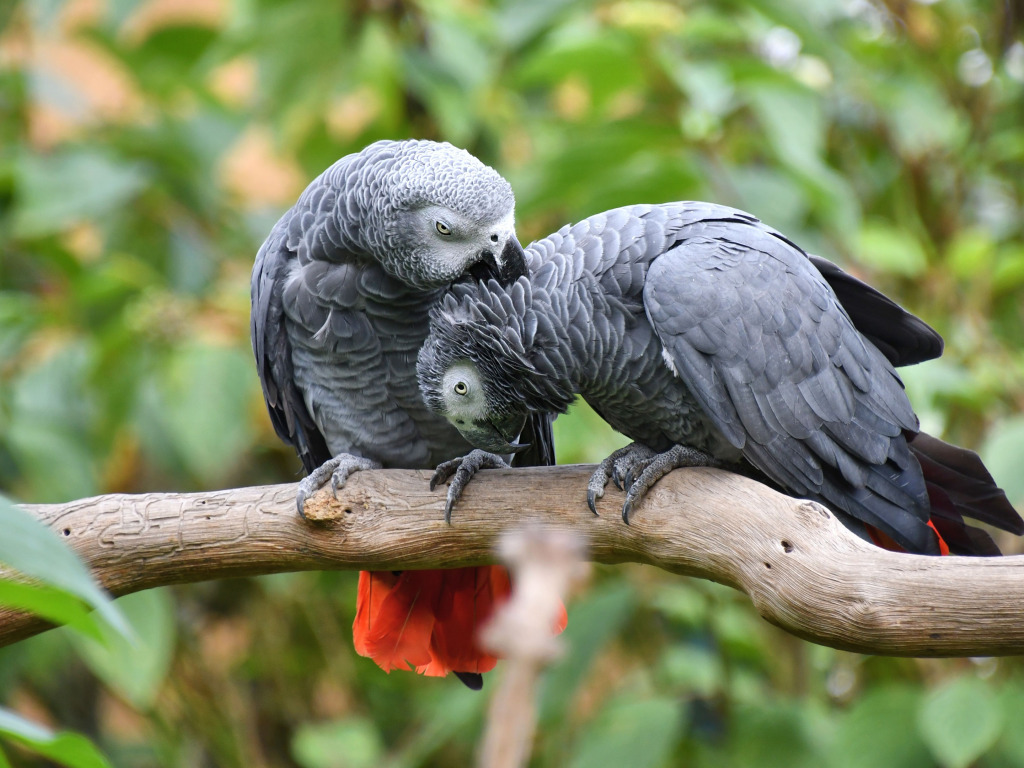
[490,234,499,243]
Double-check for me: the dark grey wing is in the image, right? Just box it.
[643,223,939,554]
[251,215,331,475]
[809,255,943,367]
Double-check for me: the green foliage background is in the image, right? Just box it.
[2,0,1024,765]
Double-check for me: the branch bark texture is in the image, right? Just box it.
[6,466,1024,656]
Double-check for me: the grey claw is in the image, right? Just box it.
[296,490,308,518]
[430,450,509,522]
[430,461,457,491]
[587,492,599,516]
[624,470,635,490]
[621,499,632,525]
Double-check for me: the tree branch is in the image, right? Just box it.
[5,466,1024,656]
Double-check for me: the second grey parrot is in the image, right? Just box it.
[251,139,554,687]
[418,202,1023,556]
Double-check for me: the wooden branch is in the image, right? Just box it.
[6,466,1024,656]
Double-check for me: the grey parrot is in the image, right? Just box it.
[250,139,554,687]
[418,202,1023,556]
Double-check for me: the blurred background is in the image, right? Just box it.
[2,0,1024,765]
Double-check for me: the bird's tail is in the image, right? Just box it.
[868,432,1022,556]
[353,566,567,687]
[867,520,950,555]
[910,432,1023,555]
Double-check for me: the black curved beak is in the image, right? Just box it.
[497,234,528,284]
[456,413,530,454]
[503,437,532,454]
[467,234,528,286]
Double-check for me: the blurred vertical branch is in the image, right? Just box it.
[478,529,588,768]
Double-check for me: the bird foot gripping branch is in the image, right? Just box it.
[584,441,724,522]
[295,453,381,517]
[430,449,511,523]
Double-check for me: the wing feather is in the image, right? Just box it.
[643,224,937,553]
[251,216,332,473]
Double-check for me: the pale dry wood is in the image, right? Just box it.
[478,529,589,768]
[4,466,1024,655]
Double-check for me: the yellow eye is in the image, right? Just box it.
[453,381,468,395]
[436,221,452,236]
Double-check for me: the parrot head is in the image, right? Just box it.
[418,276,577,451]
[426,359,532,454]
[364,140,527,290]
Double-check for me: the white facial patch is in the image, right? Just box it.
[441,362,490,422]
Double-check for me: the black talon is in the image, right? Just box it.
[624,470,635,490]
[621,499,632,525]
[587,493,599,516]
[612,472,623,491]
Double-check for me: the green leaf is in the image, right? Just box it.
[5,343,99,503]
[946,229,995,281]
[918,676,1004,768]
[567,695,682,768]
[830,685,933,768]
[540,581,635,721]
[291,717,384,768]
[711,601,769,662]
[385,685,484,768]
[746,84,825,177]
[494,0,578,48]
[139,344,257,486]
[981,415,1024,511]
[515,33,644,108]
[881,77,967,159]
[993,245,1024,294]
[0,707,112,768]
[743,83,860,234]
[658,645,722,697]
[72,589,176,709]
[649,581,708,628]
[856,222,929,277]
[0,495,128,638]
[13,150,149,238]
[995,685,1024,767]
[729,701,828,768]
[0,580,106,641]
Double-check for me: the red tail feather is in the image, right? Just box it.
[867,520,950,556]
[353,570,441,671]
[354,566,520,678]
